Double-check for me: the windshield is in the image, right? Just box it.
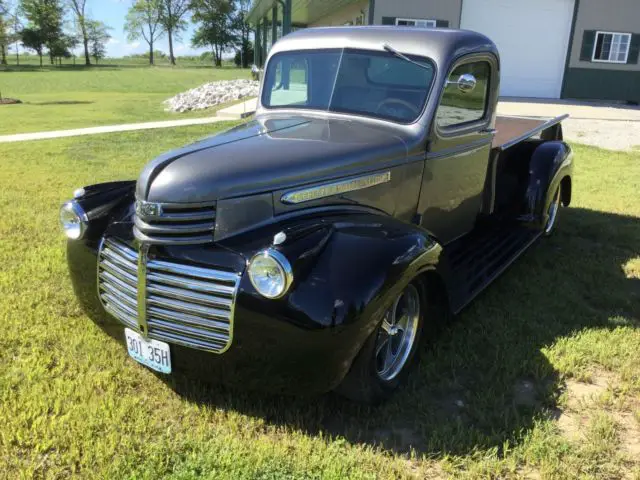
[261,48,435,123]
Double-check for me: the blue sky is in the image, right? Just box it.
[92,0,209,58]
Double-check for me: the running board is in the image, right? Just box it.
[447,224,541,313]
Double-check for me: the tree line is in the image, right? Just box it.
[0,0,253,68]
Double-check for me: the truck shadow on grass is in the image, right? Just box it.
[165,206,639,457]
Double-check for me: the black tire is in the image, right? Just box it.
[335,279,428,404]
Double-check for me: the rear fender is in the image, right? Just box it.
[522,141,573,229]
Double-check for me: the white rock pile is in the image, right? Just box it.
[163,79,260,113]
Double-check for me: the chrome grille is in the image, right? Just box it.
[133,200,216,245]
[98,238,240,353]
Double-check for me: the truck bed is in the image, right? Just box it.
[493,115,568,150]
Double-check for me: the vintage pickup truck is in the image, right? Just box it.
[61,27,573,403]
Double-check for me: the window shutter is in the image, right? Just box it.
[381,16,396,25]
[580,30,596,61]
[627,34,640,64]
[436,20,449,28]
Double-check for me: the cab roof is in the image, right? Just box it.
[269,26,498,65]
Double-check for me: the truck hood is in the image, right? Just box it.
[137,116,409,204]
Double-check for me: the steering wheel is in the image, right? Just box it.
[375,98,420,119]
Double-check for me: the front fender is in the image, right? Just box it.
[224,212,449,365]
[522,141,573,229]
[71,181,136,242]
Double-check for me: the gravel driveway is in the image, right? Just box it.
[561,119,640,151]
[498,99,640,152]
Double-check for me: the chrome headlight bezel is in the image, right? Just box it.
[247,248,293,299]
[59,200,89,240]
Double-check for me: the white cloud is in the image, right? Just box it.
[107,38,120,45]
[125,41,141,50]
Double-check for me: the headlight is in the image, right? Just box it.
[248,249,293,299]
[59,201,88,240]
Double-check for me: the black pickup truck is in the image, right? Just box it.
[61,27,573,403]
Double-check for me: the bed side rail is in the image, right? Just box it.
[496,114,569,152]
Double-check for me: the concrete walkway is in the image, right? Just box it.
[216,98,258,119]
[2,97,639,150]
[0,116,230,144]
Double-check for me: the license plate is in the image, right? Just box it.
[124,328,171,374]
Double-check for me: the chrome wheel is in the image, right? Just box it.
[544,186,561,235]
[375,284,421,381]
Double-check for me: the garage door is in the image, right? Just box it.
[460,0,575,98]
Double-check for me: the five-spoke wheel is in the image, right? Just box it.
[375,284,421,382]
[336,280,426,403]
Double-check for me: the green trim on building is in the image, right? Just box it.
[368,0,375,25]
[563,68,640,103]
[560,0,580,99]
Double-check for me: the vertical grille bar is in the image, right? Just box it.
[97,237,240,353]
[137,243,150,337]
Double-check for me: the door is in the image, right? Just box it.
[460,0,575,98]
[419,57,497,244]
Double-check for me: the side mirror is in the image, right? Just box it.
[447,73,477,94]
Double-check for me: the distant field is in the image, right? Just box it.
[0,63,250,134]
[1,53,235,68]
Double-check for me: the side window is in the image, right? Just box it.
[267,58,309,106]
[437,61,490,128]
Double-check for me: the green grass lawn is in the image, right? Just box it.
[0,130,638,478]
[0,65,250,135]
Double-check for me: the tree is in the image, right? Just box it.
[86,19,109,64]
[20,27,44,65]
[0,11,10,64]
[232,0,250,68]
[19,0,64,65]
[190,0,235,67]
[159,0,188,65]
[233,38,252,67]
[67,0,91,65]
[125,0,164,66]
[48,32,73,64]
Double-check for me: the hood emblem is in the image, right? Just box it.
[136,200,163,218]
[281,171,391,204]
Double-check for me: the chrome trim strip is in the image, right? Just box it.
[105,239,138,262]
[137,243,150,338]
[146,272,235,295]
[133,227,214,245]
[134,216,214,234]
[146,283,233,309]
[138,210,216,223]
[148,330,227,352]
[146,318,230,342]
[146,259,238,283]
[147,306,230,332]
[100,259,138,286]
[146,295,231,320]
[281,171,391,204]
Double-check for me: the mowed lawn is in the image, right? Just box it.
[0,66,250,135]
[0,128,638,478]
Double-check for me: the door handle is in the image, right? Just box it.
[481,128,497,135]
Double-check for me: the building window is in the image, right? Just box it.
[592,31,632,63]
[396,18,436,28]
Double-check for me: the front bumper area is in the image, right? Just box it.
[67,238,362,395]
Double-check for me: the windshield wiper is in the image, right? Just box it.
[382,43,431,71]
